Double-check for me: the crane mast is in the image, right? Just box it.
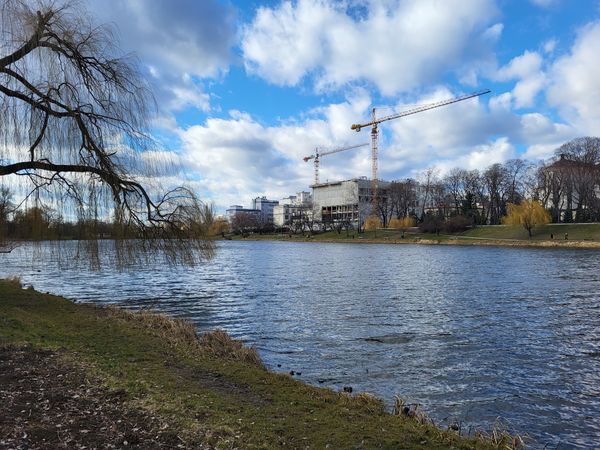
[303,143,369,185]
[351,89,491,206]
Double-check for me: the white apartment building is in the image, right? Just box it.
[251,196,279,224]
[273,191,313,228]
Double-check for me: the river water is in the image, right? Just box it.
[1,240,599,449]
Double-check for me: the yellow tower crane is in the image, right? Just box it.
[351,89,491,204]
[303,143,369,185]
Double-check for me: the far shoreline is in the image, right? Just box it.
[222,223,600,250]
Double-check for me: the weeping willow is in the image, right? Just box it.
[0,0,214,267]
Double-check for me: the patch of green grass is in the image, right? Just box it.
[0,280,513,449]
[461,223,600,241]
[230,223,600,247]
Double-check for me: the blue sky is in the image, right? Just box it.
[87,0,600,210]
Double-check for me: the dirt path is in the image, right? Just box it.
[0,345,197,449]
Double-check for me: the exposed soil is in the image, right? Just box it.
[0,345,197,449]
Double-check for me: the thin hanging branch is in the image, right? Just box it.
[0,0,213,266]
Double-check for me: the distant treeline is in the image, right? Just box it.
[2,137,599,240]
[0,192,225,241]
[0,204,129,240]
[376,136,600,228]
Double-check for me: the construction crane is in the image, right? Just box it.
[303,143,369,185]
[350,89,491,203]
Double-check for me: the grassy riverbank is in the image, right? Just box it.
[229,223,600,249]
[0,279,519,449]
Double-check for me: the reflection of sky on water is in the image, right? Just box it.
[2,241,600,449]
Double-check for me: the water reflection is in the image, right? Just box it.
[2,240,599,449]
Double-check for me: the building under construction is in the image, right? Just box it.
[312,177,389,225]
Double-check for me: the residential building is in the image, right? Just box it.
[273,191,313,228]
[252,196,279,224]
[226,205,260,222]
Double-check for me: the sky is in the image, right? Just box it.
[85,0,600,211]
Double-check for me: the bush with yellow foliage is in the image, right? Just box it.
[208,218,230,237]
[502,200,551,238]
[388,216,416,230]
[363,215,381,232]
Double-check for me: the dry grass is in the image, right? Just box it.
[105,307,264,368]
[4,277,22,289]
[198,329,264,367]
[340,391,385,414]
[392,395,430,425]
[392,396,525,450]
[476,421,527,450]
[1,282,515,449]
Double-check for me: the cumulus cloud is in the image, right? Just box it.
[242,0,500,95]
[85,0,236,114]
[547,21,600,133]
[433,138,516,174]
[72,0,590,207]
[178,94,372,208]
[496,51,546,108]
[352,85,578,178]
[176,84,578,209]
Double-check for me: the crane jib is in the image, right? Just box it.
[350,89,491,130]
[348,88,491,206]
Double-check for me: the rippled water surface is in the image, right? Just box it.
[2,241,600,449]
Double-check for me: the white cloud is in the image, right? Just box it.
[174,84,579,208]
[178,94,372,208]
[86,0,236,114]
[434,138,516,174]
[547,21,600,133]
[242,0,500,95]
[517,113,572,145]
[497,51,543,80]
[353,87,575,178]
[522,143,562,161]
[496,51,546,108]
[543,38,557,54]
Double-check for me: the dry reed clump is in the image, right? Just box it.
[106,306,199,350]
[392,395,429,425]
[344,392,385,414]
[475,421,526,449]
[392,396,525,450]
[4,277,22,288]
[198,329,264,368]
[105,307,263,368]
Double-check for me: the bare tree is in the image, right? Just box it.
[0,185,12,224]
[504,159,531,205]
[374,189,392,227]
[443,168,466,215]
[0,0,212,265]
[231,212,258,235]
[0,185,13,249]
[388,178,417,219]
[299,200,318,234]
[417,167,439,221]
[461,169,485,223]
[483,164,509,224]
